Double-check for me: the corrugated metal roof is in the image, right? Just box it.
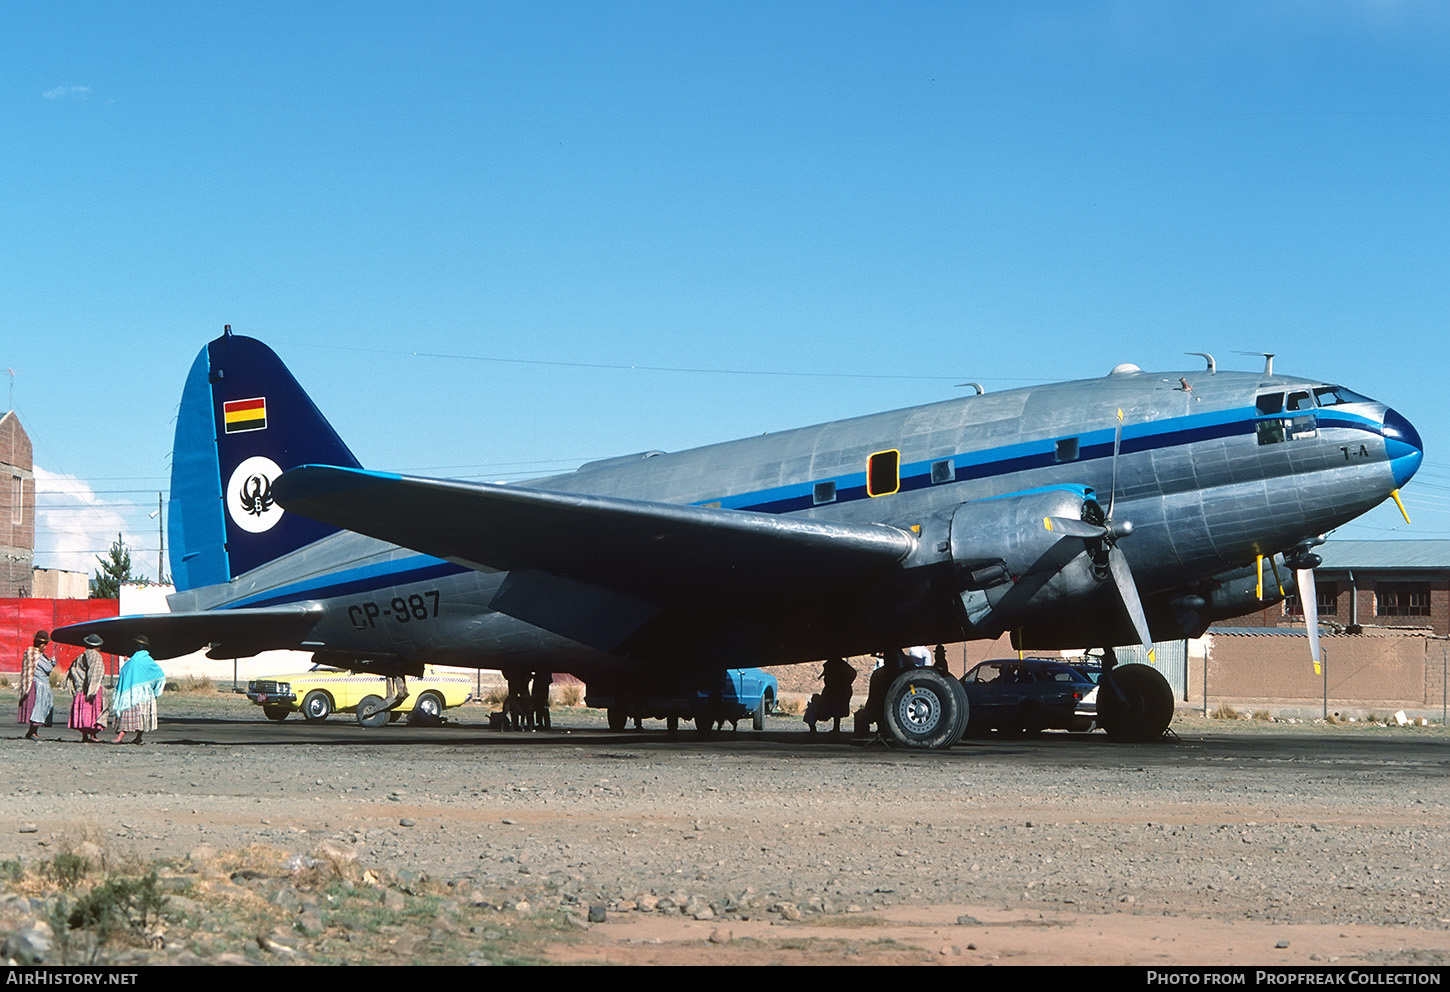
[1315,540,1450,570]
[1210,626,1312,637]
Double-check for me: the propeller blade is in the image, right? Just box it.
[1044,516,1108,539]
[1108,408,1124,521]
[1297,567,1322,676]
[1106,544,1155,661]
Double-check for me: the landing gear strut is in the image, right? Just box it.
[357,675,410,728]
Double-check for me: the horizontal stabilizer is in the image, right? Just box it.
[274,466,915,602]
[52,605,324,660]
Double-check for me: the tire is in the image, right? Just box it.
[881,668,969,750]
[301,690,332,723]
[666,715,679,734]
[409,691,444,727]
[262,705,289,722]
[752,694,767,731]
[357,694,390,728]
[607,706,627,732]
[1098,664,1173,742]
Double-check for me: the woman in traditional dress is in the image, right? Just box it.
[17,630,55,740]
[66,634,107,743]
[112,637,165,745]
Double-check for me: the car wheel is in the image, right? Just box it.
[881,668,969,750]
[357,694,390,728]
[409,691,444,727]
[301,690,332,723]
[752,693,768,731]
[262,705,289,722]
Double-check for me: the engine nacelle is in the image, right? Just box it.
[1010,556,1294,649]
[949,486,1108,638]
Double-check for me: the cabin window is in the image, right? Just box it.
[1256,420,1286,445]
[1287,391,1314,412]
[867,449,900,497]
[930,459,954,484]
[1256,392,1285,415]
[1314,385,1369,407]
[813,481,837,505]
[1376,582,1431,617]
[1055,438,1079,462]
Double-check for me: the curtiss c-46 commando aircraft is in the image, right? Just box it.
[55,330,1422,748]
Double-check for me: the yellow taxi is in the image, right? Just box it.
[244,664,475,727]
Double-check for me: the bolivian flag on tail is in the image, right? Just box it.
[223,397,268,433]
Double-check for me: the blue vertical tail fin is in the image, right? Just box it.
[168,329,362,591]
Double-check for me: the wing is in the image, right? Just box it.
[52,606,324,660]
[271,464,916,656]
[273,465,915,599]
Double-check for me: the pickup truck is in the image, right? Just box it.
[585,667,778,734]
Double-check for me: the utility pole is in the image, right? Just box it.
[148,493,166,584]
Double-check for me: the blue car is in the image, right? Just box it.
[586,668,778,733]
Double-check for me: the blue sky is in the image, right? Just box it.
[3,1,1448,578]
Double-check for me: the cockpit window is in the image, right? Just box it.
[1313,385,1370,407]
[1256,392,1284,415]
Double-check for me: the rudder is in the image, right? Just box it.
[169,328,362,591]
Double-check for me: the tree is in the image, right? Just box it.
[90,533,133,599]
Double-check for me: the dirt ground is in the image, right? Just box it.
[2,692,1448,967]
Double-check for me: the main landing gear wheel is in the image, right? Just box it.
[1097,663,1173,741]
[607,706,627,732]
[356,694,390,728]
[262,705,289,722]
[881,668,969,750]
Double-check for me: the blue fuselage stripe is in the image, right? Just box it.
[223,558,468,610]
[706,407,1382,515]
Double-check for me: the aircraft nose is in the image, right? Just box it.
[1382,408,1423,488]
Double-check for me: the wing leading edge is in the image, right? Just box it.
[273,465,916,601]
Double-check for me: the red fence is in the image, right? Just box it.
[1,598,119,674]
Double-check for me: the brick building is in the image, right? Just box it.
[1220,540,1450,638]
[0,410,35,598]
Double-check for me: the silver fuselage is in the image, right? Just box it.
[168,366,1420,677]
